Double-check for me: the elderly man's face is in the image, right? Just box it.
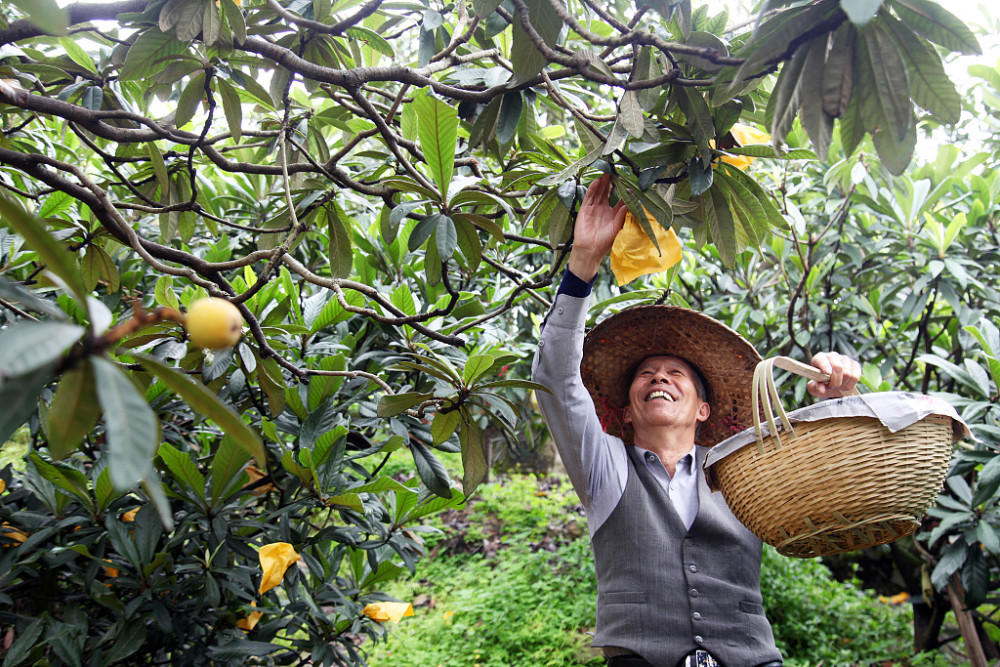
[623,355,710,433]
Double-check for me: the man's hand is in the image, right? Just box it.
[568,174,627,281]
[807,352,861,398]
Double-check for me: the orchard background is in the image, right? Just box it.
[1,0,999,665]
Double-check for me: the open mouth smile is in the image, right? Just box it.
[645,390,675,402]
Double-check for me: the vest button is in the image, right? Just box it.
[694,635,704,644]
[689,588,699,597]
[688,564,698,573]
[684,539,693,547]
[692,612,702,620]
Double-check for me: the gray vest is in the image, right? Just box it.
[591,445,783,667]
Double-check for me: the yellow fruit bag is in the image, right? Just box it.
[610,208,682,286]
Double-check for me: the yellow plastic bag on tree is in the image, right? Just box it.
[610,208,683,286]
[717,123,772,171]
[363,601,415,623]
[258,542,301,594]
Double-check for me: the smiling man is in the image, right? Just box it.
[531,175,860,667]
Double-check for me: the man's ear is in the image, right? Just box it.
[623,406,633,425]
[696,401,710,423]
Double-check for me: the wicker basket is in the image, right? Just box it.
[706,357,955,558]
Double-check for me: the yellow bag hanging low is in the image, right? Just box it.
[610,207,683,286]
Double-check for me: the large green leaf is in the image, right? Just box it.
[861,23,912,142]
[881,15,961,123]
[409,438,452,498]
[675,86,715,167]
[0,364,54,449]
[797,38,834,161]
[174,71,206,128]
[412,92,459,200]
[92,357,160,490]
[377,392,435,417]
[46,364,102,459]
[158,442,207,504]
[1,321,83,384]
[121,28,189,80]
[702,185,737,267]
[133,354,265,465]
[891,0,981,55]
[0,193,88,305]
[822,23,856,118]
[509,0,564,86]
[765,38,809,148]
[28,453,94,512]
[458,412,488,497]
[327,204,354,279]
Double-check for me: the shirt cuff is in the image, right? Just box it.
[557,267,595,298]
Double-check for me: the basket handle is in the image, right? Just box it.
[751,356,860,455]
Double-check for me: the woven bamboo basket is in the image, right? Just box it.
[707,357,955,558]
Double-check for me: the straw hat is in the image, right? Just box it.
[580,305,762,447]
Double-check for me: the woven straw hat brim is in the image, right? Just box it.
[581,305,762,447]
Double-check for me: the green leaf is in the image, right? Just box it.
[881,15,961,123]
[472,0,503,18]
[409,438,452,498]
[431,409,462,445]
[891,0,981,55]
[496,91,523,145]
[377,392,434,418]
[95,466,119,513]
[158,442,207,503]
[8,0,67,34]
[47,364,101,459]
[220,0,246,44]
[121,28,189,81]
[0,321,83,381]
[345,27,395,59]
[862,23,912,141]
[0,365,53,453]
[841,0,884,26]
[1,616,46,667]
[702,185,737,267]
[509,0,564,85]
[674,86,714,167]
[58,36,98,73]
[458,416,488,497]
[434,215,457,259]
[211,435,251,502]
[765,39,809,148]
[412,92,459,199]
[797,38,834,161]
[327,205,354,279]
[619,90,645,139]
[634,46,662,111]
[613,175,661,252]
[28,453,94,512]
[92,357,160,490]
[0,192,88,304]
[82,245,120,294]
[822,23,856,118]
[132,354,265,465]
[175,71,206,128]
[463,353,495,385]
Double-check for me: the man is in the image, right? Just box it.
[531,174,860,667]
